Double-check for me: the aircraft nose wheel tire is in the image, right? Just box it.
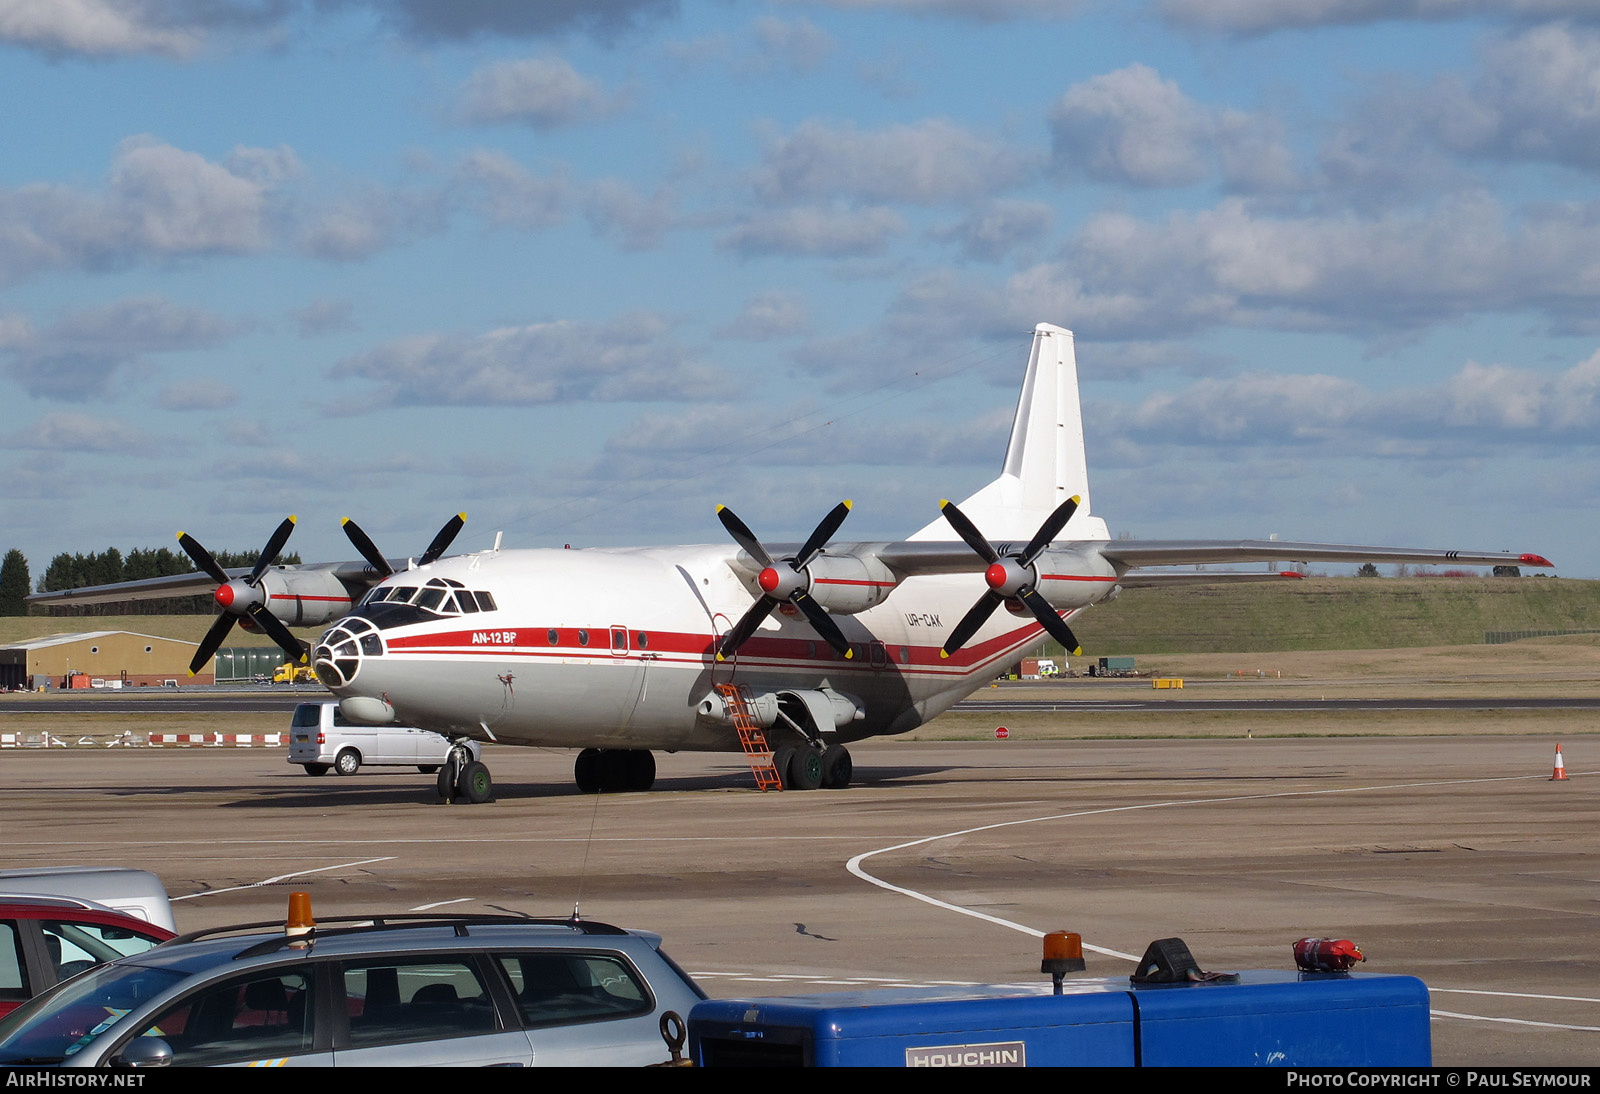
[457,760,494,804]
[334,748,361,776]
[820,744,853,789]
[787,747,825,791]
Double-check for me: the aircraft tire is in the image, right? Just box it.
[436,765,453,800]
[820,745,852,790]
[787,747,824,791]
[574,749,602,793]
[459,761,493,804]
[772,746,796,790]
[625,750,656,792]
[303,764,329,777]
[334,748,361,777]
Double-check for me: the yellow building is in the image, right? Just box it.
[0,631,211,689]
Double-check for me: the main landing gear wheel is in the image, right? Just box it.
[786,747,825,791]
[458,760,493,804]
[573,748,655,793]
[436,764,454,801]
[820,744,853,790]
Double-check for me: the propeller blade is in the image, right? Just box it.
[189,613,235,675]
[1017,587,1083,656]
[1020,495,1081,565]
[792,591,853,659]
[940,590,1004,658]
[717,597,778,661]
[248,515,298,586]
[176,532,229,585]
[715,505,775,570]
[419,512,468,566]
[793,500,852,570]
[341,518,395,577]
[938,500,1000,565]
[249,603,308,665]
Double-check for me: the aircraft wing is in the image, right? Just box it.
[1112,569,1306,588]
[1096,540,1554,571]
[25,561,385,608]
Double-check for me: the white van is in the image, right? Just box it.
[288,702,478,777]
[0,867,176,933]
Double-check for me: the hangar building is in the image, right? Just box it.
[0,632,211,689]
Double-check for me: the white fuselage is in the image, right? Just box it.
[314,543,1116,752]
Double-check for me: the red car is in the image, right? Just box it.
[0,897,174,1017]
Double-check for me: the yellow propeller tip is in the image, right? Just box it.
[842,499,853,509]
[457,512,467,520]
[715,504,726,514]
[340,517,351,526]
[1072,647,1083,656]
[844,650,853,659]
[939,499,951,509]
[288,514,298,524]
[715,652,725,662]
[175,531,185,540]
[939,650,950,659]
[1070,494,1081,504]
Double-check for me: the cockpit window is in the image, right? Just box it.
[414,588,446,611]
[474,591,497,612]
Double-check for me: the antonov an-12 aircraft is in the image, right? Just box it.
[34,323,1552,803]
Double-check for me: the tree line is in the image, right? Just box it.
[0,546,300,616]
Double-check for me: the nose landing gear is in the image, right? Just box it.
[437,741,493,804]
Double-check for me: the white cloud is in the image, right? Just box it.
[933,199,1054,261]
[0,138,290,284]
[719,205,906,257]
[1,296,240,399]
[748,16,834,73]
[0,411,157,453]
[157,377,239,411]
[331,312,723,407]
[1050,64,1297,191]
[457,57,625,129]
[454,150,573,230]
[717,291,811,339]
[753,119,1028,205]
[793,0,1087,19]
[0,0,199,57]
[1156,0,1598,35]
[583,179,677,250]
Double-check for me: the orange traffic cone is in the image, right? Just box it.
[1550,743,1569,781]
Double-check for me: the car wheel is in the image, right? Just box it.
[787,747,824,791]
[303,764,329,777]
[459,760,493,804]
[418,765,438,774]
[335,748,361,776]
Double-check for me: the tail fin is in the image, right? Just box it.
[911,322,1107,542]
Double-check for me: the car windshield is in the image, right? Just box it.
[0,962,184,1064]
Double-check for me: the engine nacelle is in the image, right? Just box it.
[256,569,356,627]
[1029,547,1119,611]
[801,553,899,616]
[698,687,863,735]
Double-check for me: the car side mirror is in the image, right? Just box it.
[113,1036,173,1068]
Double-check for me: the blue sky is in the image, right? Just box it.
[0,0,1594,580]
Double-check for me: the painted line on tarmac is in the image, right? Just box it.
[845,771,1583,1024]
[170,857,397,900]
[1430,1010,1600,1033]
[1433,988,1600,1005]
[411,897,474,911]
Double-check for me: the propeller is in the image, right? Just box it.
[715,501,855,662]
[341,512,468,577]
[176,516,306,675]
[937,495,1085,660]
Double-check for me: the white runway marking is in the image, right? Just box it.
[410,897,474,911]
[170,856,397,900]
[844,771,1594,1034]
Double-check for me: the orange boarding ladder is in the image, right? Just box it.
[714,683,783,791]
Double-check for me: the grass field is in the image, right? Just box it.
[12,577,1600,655]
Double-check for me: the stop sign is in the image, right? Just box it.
[996,726,1009,740]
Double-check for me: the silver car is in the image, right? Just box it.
[0,914,704,1067]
